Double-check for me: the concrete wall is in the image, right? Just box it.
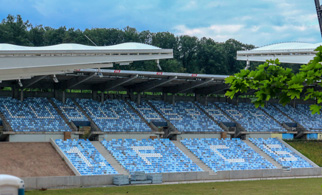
[23,175,115,190]
[8,133,79,142]
[23,167,322,190]
[177,133,222,140]
[99,133,157,141]
[246,133,272,139]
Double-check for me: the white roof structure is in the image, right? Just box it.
[0,42,161,50]
[237,42,322,64]
[0,42,173,81]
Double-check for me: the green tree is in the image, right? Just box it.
[225,46,322,114]
[0,15,31,45]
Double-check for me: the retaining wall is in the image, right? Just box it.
[23,167,322,190]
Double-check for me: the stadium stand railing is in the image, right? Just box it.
[181,138,276,172]
[101,138,202,173]
[249,138,313,168]
[55,139,118,175]
[0,97,70,132]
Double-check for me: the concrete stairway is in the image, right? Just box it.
[125,100,157,131]
[91,141,129,175]
[47,98,77,132]
[244,140,282,169]
[72,100,101,132]
[172,140,216,175]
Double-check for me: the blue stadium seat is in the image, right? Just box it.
[149,100,222,132]
[0,97,70,132]
[261,104,293,124]
[129,100,165,123]
[52,98,88,122]
[101,138,202,173]
[76,99,151,132]
[55,139,118,175]
[181,138,276,172]
[196,102,232,123]
[249,138,313,168]
[215,102,286,132]
[275,104,322,132]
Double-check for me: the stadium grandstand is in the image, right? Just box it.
[0,42,321,190]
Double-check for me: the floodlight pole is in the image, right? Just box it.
[315,0,322,37]
[244,60,250,70]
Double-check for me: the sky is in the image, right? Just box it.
[0,0,320,46]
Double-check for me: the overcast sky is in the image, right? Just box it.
[0,0,320,46]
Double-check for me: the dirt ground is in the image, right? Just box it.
[0,142,74,177]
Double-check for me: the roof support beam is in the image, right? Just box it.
[194,84,229,95]
[66,73,97,89]
[165,78,214,94]
[96,75,139,91]
[22,75,47,88]
[131,76,177,93]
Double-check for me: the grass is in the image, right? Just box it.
[26,178,322,195]
[285,140,322,166]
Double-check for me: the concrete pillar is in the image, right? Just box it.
[172,95,176,105]
[137,93,141,105]
[163,92,167,102]
[92,91,98,101]
[12,86,19,99]
[20,89,24,102]
[101,92,104,104]
[195,94,200,102]
[62,91,66,103]
[205,95,208,106]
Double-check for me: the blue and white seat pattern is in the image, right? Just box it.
[0,97,70,132]
[129,100,165,123]
[197,102,232,123]
[249,138,313,168]
[181,138,276,172]
[261,104,293,124]
[149,100,222,132]
[275,104,322,132]
[76,99,150,132]
[101,138,202,173]
[52,98,87,122]
[55,139,118,175]
[216,102,285,132]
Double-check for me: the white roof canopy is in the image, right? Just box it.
[237,42,322,64]
[0,42,173,81]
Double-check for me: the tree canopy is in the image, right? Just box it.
[0,14,255,75]
[225,46,322,114]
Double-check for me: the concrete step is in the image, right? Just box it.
[91,141,129,175]
[244,140,282,169]
[172,140,216,175]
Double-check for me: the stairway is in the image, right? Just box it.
[125,100,157,131]
[72,100,101,132]
[244,140,282,169]
[271,105,309,138]
[172,140,216,175]
[146,101,181,138]
[194,102,227,131]
[48,98,77,132]
[91,141,129,175]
